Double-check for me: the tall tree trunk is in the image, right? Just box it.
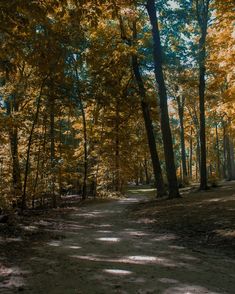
[22,78,47,211]
[176,96,188,183]
[49,95,56,208]
[132,55,166,196]
[74,68,88,199]
[189,127,193,178]
[146,0,180,198]
[196,0,210,190]
[223,124,227,178]
[215,123,221,178]
[225,134,235,181]
[81,100,88,199]
[196,136,201,181]
[6,98,22,202]
[229,139,235,180]
[115,97,120,192]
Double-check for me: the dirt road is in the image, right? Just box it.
[1,191,235,294]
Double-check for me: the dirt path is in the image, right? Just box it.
[1,191,235,294]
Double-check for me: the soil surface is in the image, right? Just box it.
[1,183,235,294]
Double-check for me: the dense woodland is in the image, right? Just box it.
[0,0,234,211]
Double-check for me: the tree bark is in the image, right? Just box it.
[189,127,193,178]
[6,97,22,201]
[49,95,56,208]
[146,0,180,198]
[115,97,120,192]
[196,0,210,190]
[215,123,221,178]
[131,20,165,196]
[176,96,188,183]
[22,77,48,211]
[74,67,88,199]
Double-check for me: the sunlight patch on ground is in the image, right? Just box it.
[103,269,132,275]
[72,212,103,218]
[216,229,235,238]
[152,234,178,242]
[163,284,220,294]
[71,254,177,267]
[0,264,28,291]
[118,198,141,204]
[47,240,62,247]
[125,230,150,237]
[20,225,38,232]
[0,237,22,243]
[202,196,235,203]
[64,245,81,249]
[136,218,155,224]
[168,245,185,250]
[96,224,112,228]
[96,237,120,242]
[127,255,157,262]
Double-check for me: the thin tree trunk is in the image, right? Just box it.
[196,0,210,190]
[32,142,41,209]
[22,79,47,211]
[146,0,180,198]
[225,134,235,181]
[49,94,57,208]
[215,123,221,178]
[74,68,88,199]
[115,97,120,192]
[6,98,22,202]
[189,127,193,178]
[80,100,88,199]
[177,96,188,183]
[223,124,227,178]
[229,139,235,179]
[131,20,165,197]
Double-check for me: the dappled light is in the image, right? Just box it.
[96,237,121,242]
[103,269,133,275]
[163,284,221,294]
[1,185,235,293]
[0,0,235,292]
[71,253,178,267]
[0,263,28,292]
[47,241,62,247]
[152,235,178,242]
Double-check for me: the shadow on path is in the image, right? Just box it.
[1,189,235,293]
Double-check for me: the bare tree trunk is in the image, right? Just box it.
[215,123,221,178]
[74,68,88,199]
[225,134,235,181]
[189,127,193,178]
[196,0,210,190]
[6,98,22,202]
[223,124,227,178]
[49,95,56,208]
[115,97,120,192]
[22,79,47,211]
[177,96,188,183]
[146,0,180,198]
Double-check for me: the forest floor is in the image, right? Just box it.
[0,181,235,293]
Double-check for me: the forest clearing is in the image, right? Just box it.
[0,0,235,293]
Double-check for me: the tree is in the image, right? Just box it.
[195,0,211,190]
[146,0,180,198]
